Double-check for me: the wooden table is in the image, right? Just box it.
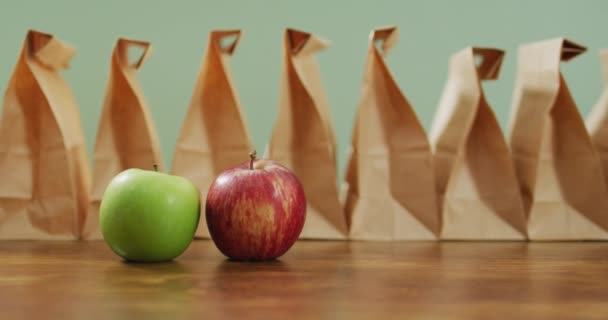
[0,240,606,319]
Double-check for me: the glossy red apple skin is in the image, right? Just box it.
[206,159,306,261]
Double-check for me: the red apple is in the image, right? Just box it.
[206,151,306,261]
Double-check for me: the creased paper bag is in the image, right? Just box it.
[267,28,347,239]
[430,47,526,240]
[0,30,91,239]
[587,49,608,192]
[342,26,439,240]
[84,38,163,239]
[509,38,608,240]
[172,30,253,238]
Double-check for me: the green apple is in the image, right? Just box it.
[100,166,200,262]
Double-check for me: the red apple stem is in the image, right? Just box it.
[153,164,158,172]
[249,150,257,170]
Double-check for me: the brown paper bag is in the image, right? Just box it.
[172,30,253,238]
[342,26,439,240]
[509,38,608,240]
[0,30,91,239]
[430,47,526,240]
[587,49,608,191]
[267,28,347,239]
[84,38,163,239]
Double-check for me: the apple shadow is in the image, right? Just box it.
[96,260,197,318]
[215,257,291,273]
[104,259,194,283]
[208,258,302,315]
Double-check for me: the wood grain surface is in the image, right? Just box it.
[0,240,607,319]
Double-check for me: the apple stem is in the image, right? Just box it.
[249,150,257,170]
[153,164,158,172]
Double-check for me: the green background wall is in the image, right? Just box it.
[0,0,606,178]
